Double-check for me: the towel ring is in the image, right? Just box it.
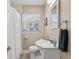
[60,20,68,29]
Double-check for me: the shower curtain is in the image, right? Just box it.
[7,4,22,59]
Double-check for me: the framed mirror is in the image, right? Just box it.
[49,0,59,29]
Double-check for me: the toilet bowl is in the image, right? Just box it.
[29,46,40,59]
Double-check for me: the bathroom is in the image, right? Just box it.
[7,0,71,59]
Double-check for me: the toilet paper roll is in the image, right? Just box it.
[25,36,28,39]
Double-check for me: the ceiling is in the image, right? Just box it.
[13,0,46,6]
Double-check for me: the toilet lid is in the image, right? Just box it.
[29,46,39,52]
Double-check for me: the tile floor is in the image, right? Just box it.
[20,53,31,59]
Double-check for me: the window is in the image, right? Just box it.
[50,15,58,28]
[50,2,59,29]
[22,14,40,32]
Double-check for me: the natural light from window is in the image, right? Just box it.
[22,14,40,32]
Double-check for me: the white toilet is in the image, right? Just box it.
[29,46,40,59]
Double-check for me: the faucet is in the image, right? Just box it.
[52,40,57,47]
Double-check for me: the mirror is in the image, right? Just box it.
[49,0,59,29]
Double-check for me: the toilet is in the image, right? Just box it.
[29,46,40,59]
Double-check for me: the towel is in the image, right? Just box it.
[58,29,68,52]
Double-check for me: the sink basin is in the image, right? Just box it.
[35,39,57,48]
